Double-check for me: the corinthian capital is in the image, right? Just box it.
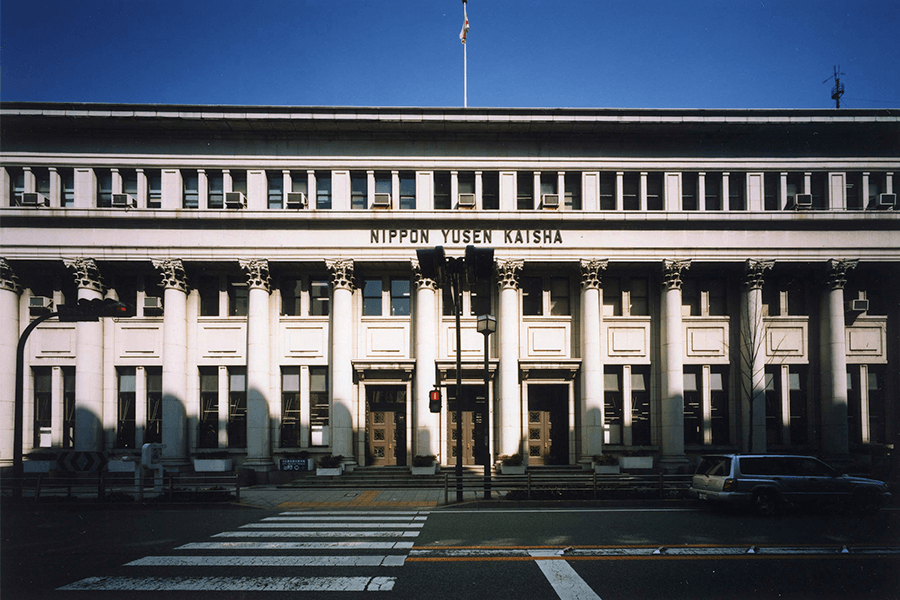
[0,258,22,294]
[825,258,858,290]
[152,258,189,292]
[239,259,272,293]
[326,259,355,291]
[496,259,524,290]
[662,259,691,291]
[580,259,609,291]
[743,259,774,291]
[63,258,105,293]
[411,259,438,291]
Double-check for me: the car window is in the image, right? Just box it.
[739,457,787,475]
[696,456,731,476]
[789,458,834,476]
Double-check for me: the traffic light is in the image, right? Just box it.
[58,298,133,322]
[429,388,442,413]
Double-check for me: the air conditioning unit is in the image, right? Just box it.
[542,194,560,208]
[20,193,48,207]
[29,296,52,315]
[143,296,163,313]
[458,193,476,207]
[372,193,391,208]
[111,193,136,208]
[793,193,813,209]
[224,192,246,209]
[877,193,897,209]
[286,192,308,209]
[846,299,869,313]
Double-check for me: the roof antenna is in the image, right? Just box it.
[823,66,845,109]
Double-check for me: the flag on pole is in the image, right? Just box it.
[459,2,469,44]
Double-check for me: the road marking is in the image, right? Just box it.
[126,555,406,567]
[265,515,428,522]
[59,576,396,592]
[178,541,416,550]
[215,530,420,538]
[257,520,424,528]
[279,510,429,516]
[535,559,602,600]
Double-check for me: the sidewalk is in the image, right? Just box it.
[235,486,473,510]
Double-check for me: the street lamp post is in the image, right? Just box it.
[417,245,493,502]
[476,314,496,499]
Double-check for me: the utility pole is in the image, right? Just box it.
[824,66,845,109]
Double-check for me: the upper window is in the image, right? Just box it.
[482,172,499,210]
[564,172,582,210]
[646,172,663,211]
[517,172,534,210]
[316,172,331,209]
[704,173,722,211]
[267,170,283,209]
[363,276,410,317]
[399,172,415,210]
[351,172,367,209]
[603,277,649,317]
[183,170,199,209]
[522,275,571,316]
[434,172,451,210]
[600,172,616,210]
[208,170,224,209]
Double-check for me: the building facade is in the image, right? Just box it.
[1,103,898,475]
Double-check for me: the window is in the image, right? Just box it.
[228,277,248,317]
[363,277,409,317]
[631,367,651,445]
[704,173,722,210]
[310,278,330,316]
[710,368,729,444]
[600,172,616,210]
[33,367,52,448]
[280,278,302,316]
[728,173,745,210]
[646,172,663,211]
[867,172,886,208]
[845,172,863,210]
[208,170,224,209]
[788,367,807,444]
[458,172,475,207]
[810,172,826,210]
[316,173,332,209]
[63,367,75,448]
[786,172,802,208]
[564,172,581,210]
[629,278,649,316]
[682,172,698,211]
[228,367,247,448]
[521,275,570,317]
[602,277,622,316]
[291,171,309,197]
[549,277,570,315]
[683,368,702,446]
[682,277,726,316]
[281,367,302,447]
[61,168,75,207]
[351,172,367,209]
[9,167,24,206]
[517,172,534,210]
[182,170,199,209]
[764,367,783,446]
[623,172,639,210]
[521,276,542,316]
[148,169,162,209]
[198,275,220,317]
[540,172,557,202]
[199,367,219,448]
[363,279,383,316]
[116,367,136,448]
[122,169,138,199]
[399,172,415,210]
[231,171,248,196]
[442,280,492,316]
[848,366,886,445]
[309,366,329,446]
[764,172,779,211]
[434,172,451,210]
[482,172,499,210]
[390,278,410,316]
[604,367,623,445]
[34,168,51,200]
[97,169,113,207]
[267,170,283,209]
[146,367,162,444]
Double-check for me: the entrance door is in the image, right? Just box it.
[527,385,569,465]
[447,385,487,466]
[366,386,407,466]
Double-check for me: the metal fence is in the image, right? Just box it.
[1,473,240,503]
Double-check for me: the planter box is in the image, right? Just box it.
[23,460,54,473]
[620,456,653,470]
[592,463,621,474]
[500,464,525,475]
[193,458,234,472]
[411,465,437,476]
[107,460,138,473]
[316,466,343,476]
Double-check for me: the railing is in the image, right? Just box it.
[0,472,240,503]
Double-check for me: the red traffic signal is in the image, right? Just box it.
[429,388,442,413]
[58,298,132,322]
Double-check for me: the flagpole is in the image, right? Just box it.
[461,0,468,108]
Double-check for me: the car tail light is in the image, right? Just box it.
[723,478,736,491]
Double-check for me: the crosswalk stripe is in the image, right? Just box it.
[263,516,427,522]
[279,511,428,516]
[178,541,417,550]
[59,576,396,592]
[215,530,420,538]
[126,555,407,567]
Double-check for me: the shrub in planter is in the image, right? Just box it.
[619,451,653,470]
[499,453,525,474]
[316,454,343,476]
[192,450,234,472]
[411,454,437,475]
[591,454,621,474]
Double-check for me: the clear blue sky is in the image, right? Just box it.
[2,0,899,109]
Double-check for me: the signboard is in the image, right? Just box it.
[280,458,311,472]
[57,451,107,472]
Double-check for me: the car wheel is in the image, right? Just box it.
[753,489,779,517]
[852,488,880,514]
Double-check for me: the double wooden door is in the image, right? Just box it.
[366,386,407,466]
[527,385,569,465]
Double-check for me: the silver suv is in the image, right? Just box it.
[691,454,892,516]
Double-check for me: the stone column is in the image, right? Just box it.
[579,259,607,461]
[659,259,690,469]
[64,258,105,451]
[0,259,22,466]
[820,258,856,459]
[413,259,439,458]
[241,259,274,470]
[740,259,774,453]
[496,259,523,458]
[152,259,189,465]
[326,259,355,461]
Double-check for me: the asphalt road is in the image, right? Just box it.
[2,502,898,599]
